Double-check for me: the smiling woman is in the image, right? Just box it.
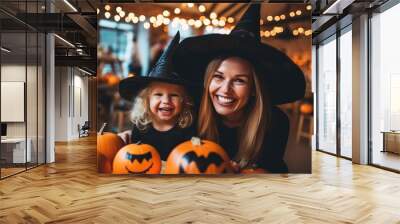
[198,56,282,171]
[174,4,306,172]
[207,57,253,123]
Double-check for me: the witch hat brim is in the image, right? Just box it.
[173,4,305,105]
[119,31,193,101]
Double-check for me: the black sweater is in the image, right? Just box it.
[217,107,289,173]
[131,125,196,161]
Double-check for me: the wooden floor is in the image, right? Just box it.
[0,136,400,223]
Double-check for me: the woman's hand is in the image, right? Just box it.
[117,130,132,144]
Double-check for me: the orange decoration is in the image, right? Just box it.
[165,137,231,174]
[299,103,313,114]
[102,72,120,86]
[97,123,125,173]
[240,168,267,174]
[113,143,161,174]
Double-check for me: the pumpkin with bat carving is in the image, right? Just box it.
[113,143,161,174]
[97,124,125,173]
[165,137,231,174]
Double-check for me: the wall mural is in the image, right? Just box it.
[97,3,312,174]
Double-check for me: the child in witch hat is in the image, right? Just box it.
[119,32,196,161]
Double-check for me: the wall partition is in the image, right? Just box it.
[316,24,353,159]
[317,35,337,155]
[0,1,46,179]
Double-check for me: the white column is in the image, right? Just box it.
[352,14,369,164]
[46,32,55,163]
[311,45,317,151]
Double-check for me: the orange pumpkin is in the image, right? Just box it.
[113,143,161,174]
[101,72,120,86]
[299,103,313,114]
[97,124,125,173]
[240,168,267,174]
[165,137,231,174]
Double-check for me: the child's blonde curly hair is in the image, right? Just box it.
[130,85,194,131]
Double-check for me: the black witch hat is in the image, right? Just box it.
[173,3,306,105]
[119,31,189,101]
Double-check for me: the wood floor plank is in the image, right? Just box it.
[0,136,399,223]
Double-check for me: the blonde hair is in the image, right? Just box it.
[130,84,194,131]
[198,57,271,168]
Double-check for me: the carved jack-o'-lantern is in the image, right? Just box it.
[165,137,231,174]
[97,123,125,173]
[113,143,161,174]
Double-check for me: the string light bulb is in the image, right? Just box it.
[114,15,120,22]
[289,12,295,17]
[174,8,181,14]
[188,19,195,26]
[210,12,217,19]
[180,18,187,25]
[163,18,170,25]
[306,5,312,10]
[143,22,150,29]
[296,10,302,16]
[163,10,170,17]
[104,5,110,11]
[198,5,206,13]
[187,3,194,8]
[203,18,211,26]
[116,6,122,13]
[104,12,111,19]
[227,17,234,23]
[139,15,145,22]
[267,16,273,21]
[195,20,202,28]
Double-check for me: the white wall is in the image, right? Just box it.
[1,63,46,164]
[1,65,39,138]
[55,67,89,141]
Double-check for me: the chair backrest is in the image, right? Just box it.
[82,121,90,129]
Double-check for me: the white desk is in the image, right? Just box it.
[1,138,32,163]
